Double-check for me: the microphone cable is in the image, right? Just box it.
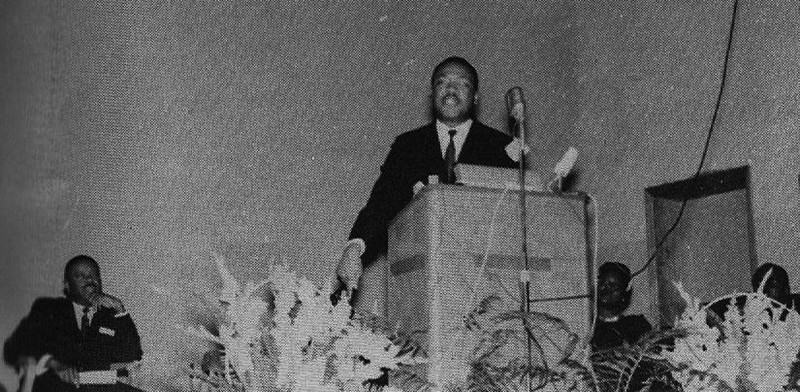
[632,0,740,278]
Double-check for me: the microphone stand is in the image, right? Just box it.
[514,117,535,392]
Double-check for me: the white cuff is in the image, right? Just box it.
[114,311,129,318]
[346,238,366,257]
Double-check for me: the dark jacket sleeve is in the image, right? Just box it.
[109,313,143,363]
[349,134,416,264]
[4,298,54,367]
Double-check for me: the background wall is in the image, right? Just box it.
[1,1,797,390]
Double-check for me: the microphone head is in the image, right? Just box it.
[505,87,526,122]
[505,86,525,111]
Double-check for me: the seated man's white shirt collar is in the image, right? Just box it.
[73,301,96,328]
[436,119,472,160]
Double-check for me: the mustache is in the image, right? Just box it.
[440,94,461,104]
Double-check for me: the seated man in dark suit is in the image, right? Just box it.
[708,262,800,323]
[4,255,143,392]
[591,262,657,391]
[335,56,517,293]
[751,262,800,310]
[591,262,652,351]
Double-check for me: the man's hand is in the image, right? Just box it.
[92,292,126,314]
[334,241,364,292]
[46,357,80,387]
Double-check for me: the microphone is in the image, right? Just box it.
[554,147,578,178]
[549,147,578,192]
[505,86,526,122]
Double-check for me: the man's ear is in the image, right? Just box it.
[63,280,69,297]
[473,91,480,106]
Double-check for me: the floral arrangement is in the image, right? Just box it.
[666,281,800,392]
[446,281,800,392]
[180,255,421,392]
[172,255,800,392]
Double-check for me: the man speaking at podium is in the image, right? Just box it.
[335,56,517,296]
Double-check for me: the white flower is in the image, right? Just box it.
[182,256,422,391]
[667,283,800,392]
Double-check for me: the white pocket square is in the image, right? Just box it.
[98,326,115,336]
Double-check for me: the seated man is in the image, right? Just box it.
[591,262,652,351]
[708,262,800,323]
[591,262,658,391]
[4,255,143,392]
[751,262,800,310]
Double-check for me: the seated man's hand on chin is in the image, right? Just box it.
[91,292,126,314]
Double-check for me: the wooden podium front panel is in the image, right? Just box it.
[387,185,593,387]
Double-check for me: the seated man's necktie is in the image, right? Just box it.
[444,129,457,184]
[81,306,90,338]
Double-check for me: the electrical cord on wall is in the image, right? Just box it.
[585,193,601,342]
[632,0,740,279]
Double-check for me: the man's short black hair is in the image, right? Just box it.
[64,254,100,281]
[431,56,479,90]
[599,262,632,289]
[752,262,789,291]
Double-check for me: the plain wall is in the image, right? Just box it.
[1,1,797,390]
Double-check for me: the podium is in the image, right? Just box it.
[385,184,594,387]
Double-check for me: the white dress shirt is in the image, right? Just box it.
[435,119,472,160]
[72,301,96,330]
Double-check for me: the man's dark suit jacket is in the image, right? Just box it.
[4,297,143,391]
[349,120,517,264]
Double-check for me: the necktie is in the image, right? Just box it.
[444,129,457,184]
[81,306,90,338]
